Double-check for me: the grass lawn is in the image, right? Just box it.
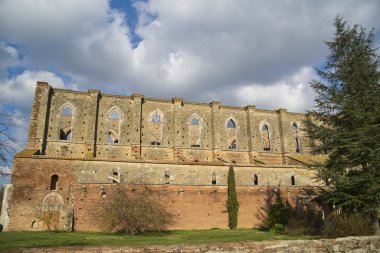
[0,229,319,249]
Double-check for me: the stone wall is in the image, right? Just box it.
[28,82,313,165]
[7,82,320,232]
[7,236,380,253]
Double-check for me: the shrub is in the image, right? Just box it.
[100,186,174,235]
[322,213,373,238]
[263,199,294,231]
[284,202,323,235]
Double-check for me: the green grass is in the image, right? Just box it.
[0,229,320,249]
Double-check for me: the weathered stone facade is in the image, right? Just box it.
[5,82,323,231]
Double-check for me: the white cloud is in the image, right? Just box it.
[233,67,317,112]
[0,71,65,112]
[0,43,19,79]
[0,0,379,114]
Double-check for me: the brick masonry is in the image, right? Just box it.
[5,82,323,231]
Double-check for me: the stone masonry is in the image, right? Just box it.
[4,82,324,231]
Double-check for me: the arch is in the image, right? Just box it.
[260,121,271,151]
[50,174,58,191]
[59,102,76,116]
[109,109,119,120]
[188,113,203,148]
[58,102,76,142]
[42,192,64,211]
[254,174,259,185]
[291,175,296,186]
[227,119,236,129]
[226,117,238,150]
[148,109,164,146]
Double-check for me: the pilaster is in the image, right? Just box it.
[131,94,143,158]
[86,89,100,158]
[28,81,52,153]
[210,101,221,161]
[245,105,257,164]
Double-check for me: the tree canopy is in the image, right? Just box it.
[307,17,380,233]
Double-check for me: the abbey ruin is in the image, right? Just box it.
[2,82,324,231]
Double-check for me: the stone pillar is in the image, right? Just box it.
[85,89,100,158]
[0,184,13,231]
[245,105,257,164]
[172,97,183,160]
[277,108,289,164]
[131,94,143,159]
[210,101,221,161]
[28,82,52,153]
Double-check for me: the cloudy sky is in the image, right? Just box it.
[0,0,379,163]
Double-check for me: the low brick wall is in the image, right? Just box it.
[5,236,380,253]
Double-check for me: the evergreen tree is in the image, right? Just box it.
[307,17,380,234]
[226,165,239,229]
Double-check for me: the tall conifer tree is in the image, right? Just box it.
[307,17,380,234]
[227,165,239,229]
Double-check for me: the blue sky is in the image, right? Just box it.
[0,0,380,185]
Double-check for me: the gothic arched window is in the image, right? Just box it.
[108,108,121,144]
[150,111,163,146]
[189,115,202,147]
[59,103,75,141]
[291,123,301,153]
[261,124,270,151]
[227,119,237,150]
[254,174,259,185]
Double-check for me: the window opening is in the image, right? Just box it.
[50,175,58,191]
[152,113,161,123]
[229,140,237,150]
[109,110,119,120]
[150,111,162,146]
[191,117,199,125]
[254,174,258,185]
[164,173,170,184]
[190,116,201,147]
[211,173,217,185]
[292,123,298,133]
[295,137,300,153]
[261,124,270,151]
[61,106,72,116]
[291,176,296,186]
[112,172,119,183]
[227,119,236,128]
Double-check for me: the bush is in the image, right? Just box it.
[262,198,294,231]
[322,213,373,238]
[100,186,174,235]
[284,201,323,235]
